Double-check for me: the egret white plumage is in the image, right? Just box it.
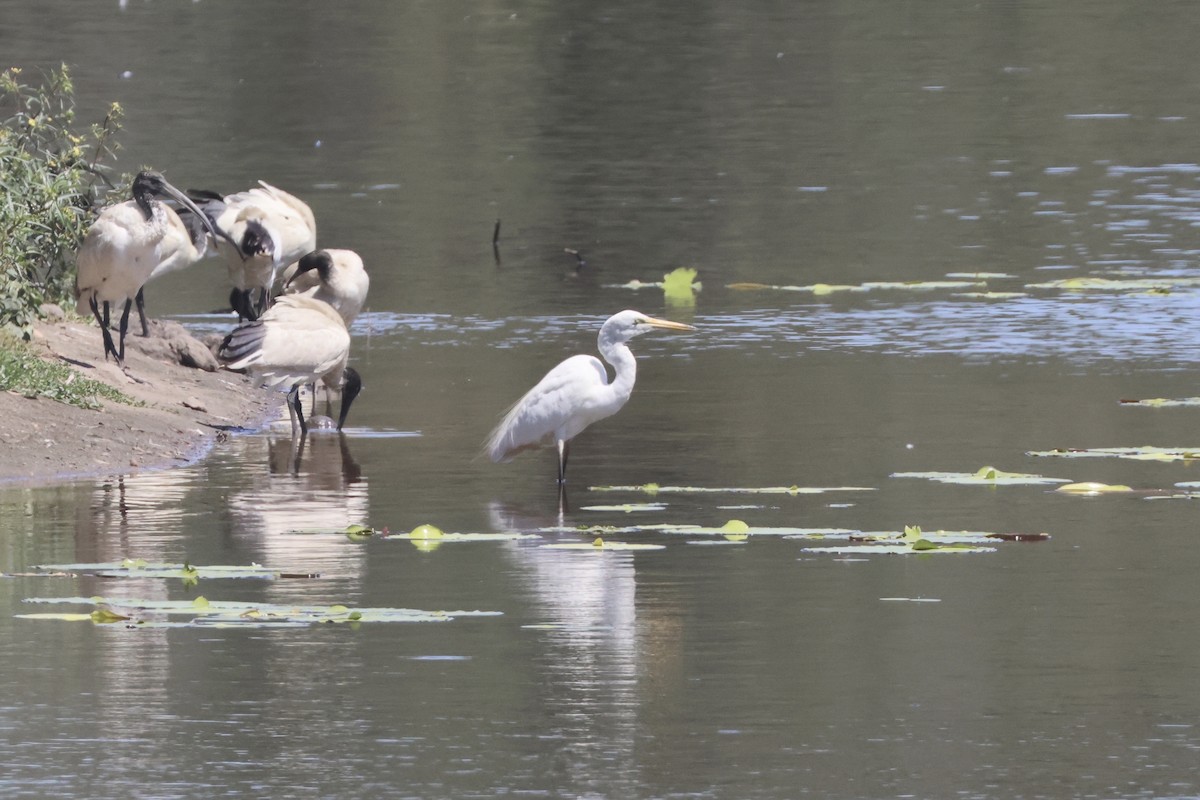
[217,294,362,437]
[486,310,695,484]
[190,181,317,320]
[281,249,370,326]
[74,170,228,365]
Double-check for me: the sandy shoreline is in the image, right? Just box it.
[0,316,280,487]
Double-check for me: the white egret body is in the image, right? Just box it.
[486,310,694,483]
[74,171,226,364]
[281,249,370,326]
[218,294,362,436]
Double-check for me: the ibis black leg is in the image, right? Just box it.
[116,299,133,364]
[90,296,118,362]
[135,287,149,337]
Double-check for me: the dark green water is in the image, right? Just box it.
[3,2,1200,797]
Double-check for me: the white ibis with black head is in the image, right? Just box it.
[74,170,229,365]
[218,294,362,438]
[190,181,317,321]
[485,310,695,485]
[281,249,370,327]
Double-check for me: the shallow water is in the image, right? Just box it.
[4,2,1200,797]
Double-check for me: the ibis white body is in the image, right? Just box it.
[219,294,361,436]
[74,171,224,363]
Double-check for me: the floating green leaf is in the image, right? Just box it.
[890,466,1071,485]
[1027,446,1200,462]
[613,267,702,301]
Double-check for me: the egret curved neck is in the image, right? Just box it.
[600,340,637,400]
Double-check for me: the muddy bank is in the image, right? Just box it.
[0,315,279,487]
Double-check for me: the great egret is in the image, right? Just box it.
[74,170,228,365]
[281,249,370,326]
[189,181,317,320]
[486,309,695,484]
[217,294,362,437]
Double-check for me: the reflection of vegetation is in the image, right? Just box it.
[1,65,123,337]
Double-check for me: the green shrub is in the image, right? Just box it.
[0,65,123,338]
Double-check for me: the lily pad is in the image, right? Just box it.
[726,279,985,294]
[802,543,996,555]
[1119,397,1200,408]
[30,561,319,581]
[19,595,503,627]
[541,537,666,551]
[1027,445,1200,462]
[954,291,1028,300]
[850,528,1049,544]
[1026,277,1200,292]
[890,466,1071,485]
[1053,482,1135,495]
[567,523,860,538]
[589,483,875,496]
[287,526,540,544]
[579,503,668,513]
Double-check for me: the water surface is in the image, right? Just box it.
[4,2,1200,797]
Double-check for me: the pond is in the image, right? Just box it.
[3,2,1200,797]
